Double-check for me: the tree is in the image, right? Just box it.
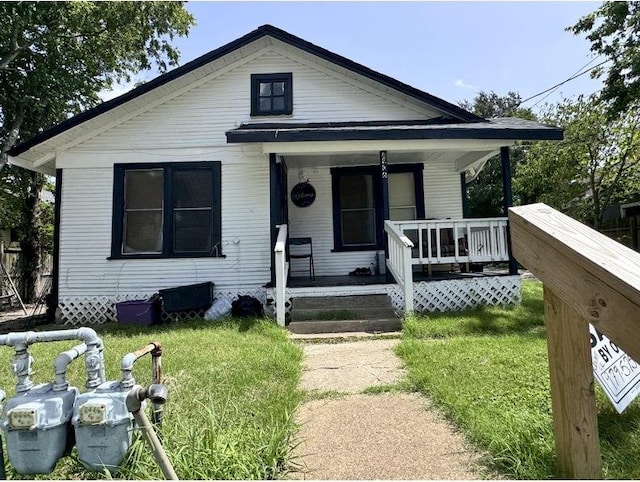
[459,91,536,217]
[516,95,640,229]
[570,2,640,115]
[0,2,195,301]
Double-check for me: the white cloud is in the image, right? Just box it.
[454,79,479,91]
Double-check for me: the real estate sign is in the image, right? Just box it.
[590,324,640,413]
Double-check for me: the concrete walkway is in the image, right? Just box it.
[290,338,483,480]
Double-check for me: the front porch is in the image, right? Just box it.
[272,218,521,326]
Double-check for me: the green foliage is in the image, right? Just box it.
[0,318,303,480]
[0,2,194,300]
[459,91,537,217]
[0,1,195,160]
[570,2,640,115]
[516,96,640,228]
[398,281,640,479]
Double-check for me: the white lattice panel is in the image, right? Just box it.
[265,288,292,319]
[60,288,270,325]
[387,276,521,314]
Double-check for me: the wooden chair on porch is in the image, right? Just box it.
[289,237,315,280]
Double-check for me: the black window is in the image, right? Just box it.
[251,73,293,116]
[111,162,222,259]
[331,164,425,252]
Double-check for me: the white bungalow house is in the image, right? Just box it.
[7,25,561,328]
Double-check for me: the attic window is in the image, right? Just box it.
[251,73,292,116]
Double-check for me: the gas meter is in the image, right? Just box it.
[72,380,138,472]
[2,383,77,474]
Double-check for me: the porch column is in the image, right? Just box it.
[500,146,518,275]
[460,172,468,218]
[269,153,283,285]
[49,168,62,323]
[380,151,392,282]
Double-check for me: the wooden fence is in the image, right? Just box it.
[0,242,52,307]
[509,203,640,479]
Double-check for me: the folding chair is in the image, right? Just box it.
[289,237,315,280]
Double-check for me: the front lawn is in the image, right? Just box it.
[0,318,303,480]
[397,280,640,479]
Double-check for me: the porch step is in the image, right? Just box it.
[289,294,399,334]
[293,306,397,321]
[293,294,392,310]
[288,318,402,335]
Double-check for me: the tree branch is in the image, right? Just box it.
[0,22,23,71]
[0,106,26,171]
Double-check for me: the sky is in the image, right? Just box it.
[107,1,605,113]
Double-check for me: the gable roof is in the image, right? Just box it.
[9,24,485,157]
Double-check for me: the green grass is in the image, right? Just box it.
[0,318,303,480]
[397,280,640,479]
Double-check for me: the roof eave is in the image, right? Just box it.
[226,127,564,143]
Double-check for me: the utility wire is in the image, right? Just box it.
[529,56,603,109]
[519,57,609,107]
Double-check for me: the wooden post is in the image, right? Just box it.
[509,203,640,479]
[544,286,601,479]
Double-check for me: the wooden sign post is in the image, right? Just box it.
[509,203,640,479]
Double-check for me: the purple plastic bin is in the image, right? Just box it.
[116,300,160,326]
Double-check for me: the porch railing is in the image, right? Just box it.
[384,221,414,312]
[274,224,289,327]
[384,217,510,312]
[390,217,510,266]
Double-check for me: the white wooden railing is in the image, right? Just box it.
[385,217,510,312]
[391,218,510,265]
[384,221,414,312]
[274,224,289,327]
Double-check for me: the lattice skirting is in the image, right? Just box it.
[265,288,292,320]
[386,276,521,313]
[59,288,270,325]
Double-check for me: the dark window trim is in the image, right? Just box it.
[330,163,425,252]
[110,161,222,260]
[250,73,293,116]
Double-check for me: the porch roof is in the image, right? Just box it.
[226,117,563,144]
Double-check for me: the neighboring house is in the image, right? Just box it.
[7,25,562,325]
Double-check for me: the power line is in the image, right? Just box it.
[519,58,609,107]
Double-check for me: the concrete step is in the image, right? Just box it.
[293,294,391,310]
[293,307,398,321]
[287,318,402,335]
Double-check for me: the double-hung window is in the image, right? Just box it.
[111,161,222,258]
[331,164,424,251]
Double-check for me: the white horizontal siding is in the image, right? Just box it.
[287,159,463,277]
[287,165,380,277]
[424,163,463,219]
[75,48,435,152]
[58,145,271,299]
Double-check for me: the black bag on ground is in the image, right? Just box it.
[231,295,264,318]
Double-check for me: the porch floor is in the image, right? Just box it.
[289,265,510,288]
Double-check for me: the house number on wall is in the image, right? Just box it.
[380,151,388,179]
[291,181,316,208]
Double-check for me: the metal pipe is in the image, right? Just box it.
[131,409,177,480]
[126,386,177,480]
[120,342,160,389]
[0,328,105,390]
[151,343,163,426]
[53,343,87,391]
